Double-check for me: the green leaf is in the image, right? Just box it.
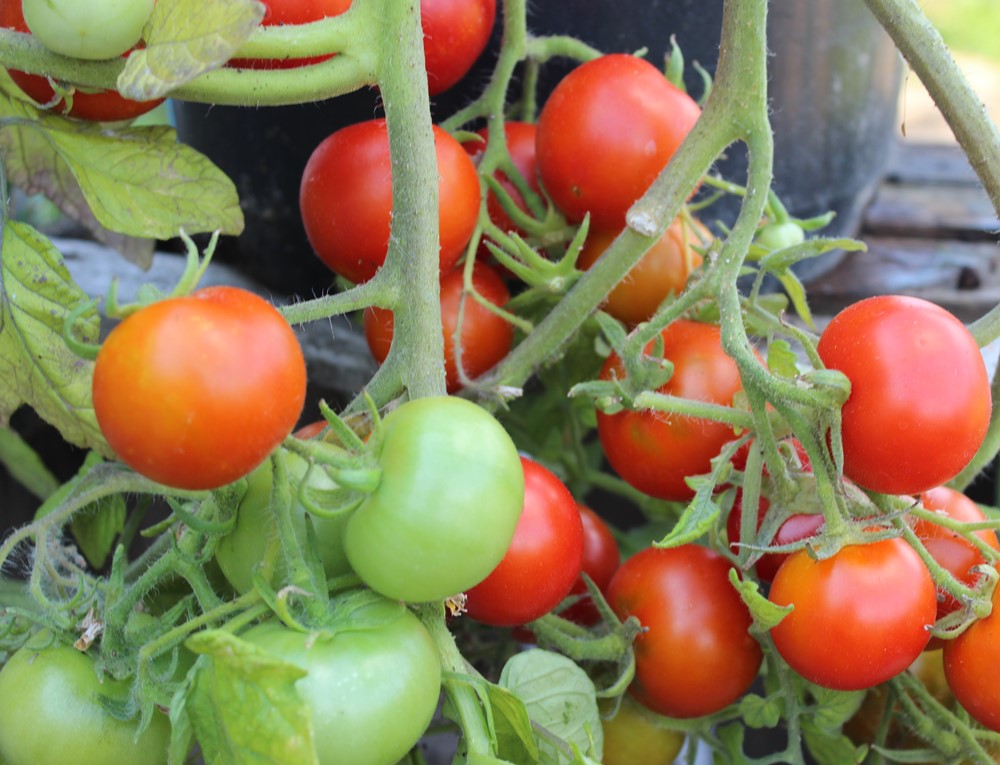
[0,426,60,499]
[70,493,127,569]
[729,569,792,631]
[0,222,108,453]
[118,0,267,101]
[738,693,783,729]
[0,97,244,248]
[774,269,814,329]
[801,718,867,765]
[0,95,154,266]
[766,338,800,379]
[481,682,540,765]
[808,685,867,734]
[499,649,603,764]
[184,630,316,765]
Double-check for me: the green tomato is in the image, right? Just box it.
[755,220,805,251]
[22,0,154,60]
[237,603,441,765]
[215,449,353,594]
[345,396,525,602]
[0,640,171,765]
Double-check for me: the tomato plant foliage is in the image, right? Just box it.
[0,1,999,765]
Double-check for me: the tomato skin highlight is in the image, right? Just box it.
[607,544,763,719]
[577,216,706,327]
[944,583,1000,733]
[345,397,525,603]
[536,53,701,231]
[769,537,937,691]
[817,295,991,495]
[363,262,513,393]
[92,286,307,491]
[464,456,584,626]
[300,119,480,284]
[234,608,442,765]
[596,320,748,502]
[0,641,171,765]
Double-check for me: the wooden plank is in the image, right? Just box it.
[805,237,1000,322]
[861,182,999,239]
[885,142,983,186]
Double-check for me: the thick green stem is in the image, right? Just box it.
[864,0,1000,217]
[364,0,447,401]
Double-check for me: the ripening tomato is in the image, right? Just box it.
[363,262,513,393]
[92,286,307,491]
[536,54,701,231]
[300,119,480,284]
[577,215,707,326]
[597,319,750,502]
[944,581,1000,733]
[229,0,352,68]
[913,486,999,621]
[464,457,585,626]
[22,0,153,60]
[769,537,937,690]
[607,544,762,718]
[0,0,163,121]
[817,296,991,495]
[601,695,686,765]
[422,0,496,95]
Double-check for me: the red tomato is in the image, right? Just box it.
[229,0,352,68]
[536,54,701,231]
[596,319,749,502]
[769,537,937,690]
[422,0,496,95]
[464,457,584,626]
[913,486,999,621]
[726,439,823,582]
[363,262,513,393]
[464,121,540,237]
[92,286,307,490]
[817,296,991,495]
[577,215,707,326]
[0,0,162,122]
[944,581,1000,732]
[606,544,762,718]
[300,119,480,284]
[560,504,621,626]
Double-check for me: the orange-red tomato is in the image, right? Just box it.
[914,486,999,624]
[364,262,513,392]
[769,537,937,691]
[607,544,762,718]
[92,286,306,490]
[597,320,749,502]
[577,216,706,326]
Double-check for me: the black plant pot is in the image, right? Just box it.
[173,0,901,295]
